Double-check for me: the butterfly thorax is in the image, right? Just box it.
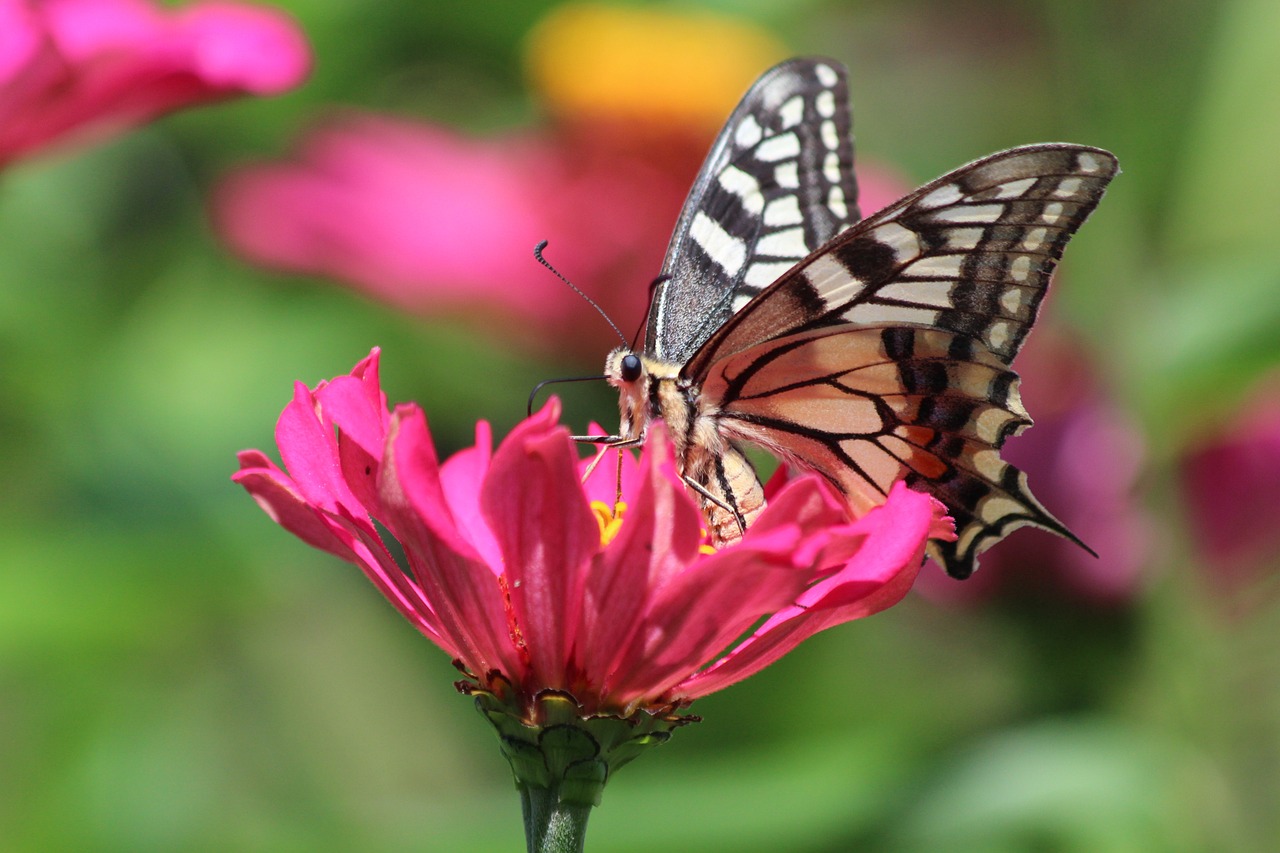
[605,346,765,545]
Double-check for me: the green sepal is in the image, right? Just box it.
[465,683,697,807]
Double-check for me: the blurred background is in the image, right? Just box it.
[3,0,1279,850]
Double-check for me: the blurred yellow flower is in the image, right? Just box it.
[526,2,787,135]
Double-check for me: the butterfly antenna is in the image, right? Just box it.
[535,240,628,348]
[527,374,608,418]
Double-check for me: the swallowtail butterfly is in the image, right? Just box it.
[599,58,1117,579]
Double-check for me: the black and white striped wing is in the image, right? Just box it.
[646,57,859,365]
[689,144,1119,579]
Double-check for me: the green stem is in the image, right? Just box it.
[521,783,593,853]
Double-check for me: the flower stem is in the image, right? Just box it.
[521,783,592,853]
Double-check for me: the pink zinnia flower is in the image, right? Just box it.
[212,116,686,355]
[1182,378,1280,602]
[233,349,948,833]
[212,112,910,357]
[0,0,309,168]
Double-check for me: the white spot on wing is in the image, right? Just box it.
[1041,202,1065,224]
[717,165,764,214]
[756,132,801,162]
[986,320,1011,351]
[775,162,799,188]
[805,253,853,294]
[869,221,921,262]
[816,90,835,118]
[1009,255,1032,282]
[815,63,838,87]
[690,211,745,275]
[744,260,795,288]
[994,177,1036,199]
[878,280,955,308]
[1000,286,1025,315]
[821,120,838,150]
[1053,177,1083,197]
[976,408,1015,443]
[828,185,848,220]
[904,254,965,278]
[756,227,809,258]
[927,203,1005,224]
[973,449,1007,482]
[845,303,940,327]
[734,115,763,149]
[946,227,984,250]
[779,96,804,129]
[1077,152,1102,173]
[823,151,841,183]
[920,183,964,208]
[764,195,802,226]
[1021,228,1047,251]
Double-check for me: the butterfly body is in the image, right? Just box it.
[603,58,1118,578]
[605,348,766,543]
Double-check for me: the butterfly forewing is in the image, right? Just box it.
[687,145,1118,377]
[648,58,859,365]
[687,143,1118,578]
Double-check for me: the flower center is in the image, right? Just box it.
[590,500,627,546]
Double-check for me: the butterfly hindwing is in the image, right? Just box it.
[688,144,1118,578]
[700,325,1066,578]
[648,58,859,365]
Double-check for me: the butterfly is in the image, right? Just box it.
[596,57,1118,579]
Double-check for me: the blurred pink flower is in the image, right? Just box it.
[213,115,685,354]
[233,348,947,716]
[916,328,1153,605]
[212,110,909,355]
[1182,378,1280,597]
[0,0,309,168]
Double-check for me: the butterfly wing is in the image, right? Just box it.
[647,58,859,365]
[689,144,1119,578]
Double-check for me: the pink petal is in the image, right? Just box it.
[274,380,358,515]
[382,406,519,678]
[575,429,704,694]
[213,118,563,317]
[676,483,935,700]
[438,421,502,569]
[481,399,600,689]
[233,450,356,560]
[607,521,815,707]
[177,2,311,93]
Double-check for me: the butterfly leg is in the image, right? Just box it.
[572,434,643,484]
[680,475,748,540]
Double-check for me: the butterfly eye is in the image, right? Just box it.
[620,354,642,383]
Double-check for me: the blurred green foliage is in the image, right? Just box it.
[2,1,1278,851]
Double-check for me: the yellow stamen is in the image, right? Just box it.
[697,527,717,555]
[591,500,628,546]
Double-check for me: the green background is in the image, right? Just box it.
[3,0,1278,850]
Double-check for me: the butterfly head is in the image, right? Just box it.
[605,347,649,441]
